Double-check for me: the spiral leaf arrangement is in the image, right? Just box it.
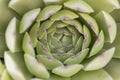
[0,0,120,80]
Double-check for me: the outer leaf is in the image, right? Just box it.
[83,47,115,71]
[94,11,117,43]
[37,55,63,70]
[1,69,13,80]
[105,58,120,80]
[37,5,62,21]
[110,9,120,23]
[104,23,120,58]
[19,8,40,33]
[9,0,44,15]
[71,69,112,80]
[48,74,71,80]
[64,0,94,13]
[0,0,17,34]
[43,0,66,5]
[24,54,50,79]
[5,17,23,53]
[0,35,8,57]
[52,64,83,77]
[84,0,119,15]
[4,51,32,80]
[0,60,4,75]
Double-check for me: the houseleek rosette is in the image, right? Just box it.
[0,0,120,80]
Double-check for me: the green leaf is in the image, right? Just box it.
[104,23,120,58]
[84,0,119,15]
[110,9,120,23]
[0,0,17,34]
[52,53,73,62]
[83,47,115,71]
[39,20,54,39]
[23,32,35,56]
[82,25,91,49]
[89,31,104,57]
[37,5,62,21]
[79,13,99,36]
[105,58,120,80]
[29,22,40,47]
[4,51,32,80]
[51,10,79,21]
[1,69,13,80]
[37,55,63,70]
[71,69,112,80]
[48,74,71,80]
[63,20,83,34]
[36,41,51,56]
[64,48,89,64]
[5,17,23,53]
[9,0,44,15]
[19,8,40,33]
[0,60,4,75]
[24,54,50,79]
[94,11,117,43]
[43,0,66,5]
[52,64,83,77]
[64,0,94,13]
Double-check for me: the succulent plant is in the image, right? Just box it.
[0,0,120,80]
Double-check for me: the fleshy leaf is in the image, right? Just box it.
[23,32,35,56]
[82,25,91,49]
[37,5,62,21]
[52,64,83,77]
[52,53,73,62]
[63,20,83,34]
[64,0,94,13]
[5,17,23,53]
[24,54,50,79]
[37,55,63,70]
[105,58,120,80]
[69,36,83,54]
[1,69,13,80]
[9,0,44,15]
[64,48,89,64]
[110,9,120,23]
[48,74,71,80]
[39,20,54,39]
[94,11,117,43]
[89,31,104,57]
[36,41,51,56]
[19,8,40,33]
[43,0,66,5]
[30,78,43,80]
[104,23,120,58]
[84,47,115,71]
[51,10,79,21]
[84,0,119,15]
[0,60,4,75]
[4,51,32,80]
[0,0,17,34]
[79,13,99,36]
[29,22,40,47]
[71,69,112,80]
